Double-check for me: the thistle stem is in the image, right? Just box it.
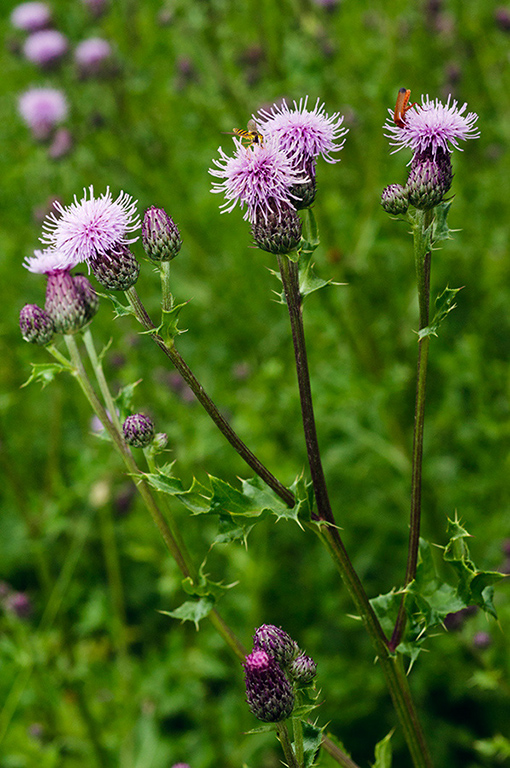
[276,722,300,768]
[125,286,295,508]
[390,209,433,653]
[278,249,433,768]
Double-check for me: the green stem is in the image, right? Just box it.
[160,261,173,312]
[278,252,432,768]
[319,734,361,768]
[276,721,300,768]
[82,327,123,433]
[293,716,304,766]
[390,209,433,653]
[125,287,295,508]
[61,335,246,664]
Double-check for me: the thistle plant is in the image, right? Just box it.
[17,90,502,768]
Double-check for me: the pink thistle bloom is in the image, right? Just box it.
[256,96,348,166]
[18,87,68,140]
[10,2,51,31]
[40,186,140,265]
[24,247,79,274]
[74,37,112,75]
[384,94,480,156]
[23,29,68,67]
[209,137,305,223]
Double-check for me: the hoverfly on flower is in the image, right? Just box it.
[393,88,417,128]
[223,119,264,147]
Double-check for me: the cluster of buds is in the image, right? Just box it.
[243,624,317,723]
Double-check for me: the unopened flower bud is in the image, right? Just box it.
[19,303,54,345]
[289,159,317,209]
[44,271,92,333]
[251,206,302,254]
[142,206,182,262]
[244,649,295,722]
[406,151,453,210]
[73,273,99,323]
[123,413,155,447]
[288,653,317,684]
[90,244,140,290]
[253,624,299,666]
[381,183,409,215]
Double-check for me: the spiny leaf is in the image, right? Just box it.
[372,729,394,768]
[160,300,188,343]
[22,362,69,388]
[432,199,454,242]
[114,380,141,421]
[418,286,462,340]
[301,721,324,768]
[100,291,136,318]
[298,252,339,299]
[160,596,215,629]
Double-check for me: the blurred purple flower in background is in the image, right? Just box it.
[74,37,112,77]
[18,87,68,140]
[10,1,51,31]
[23,29,68,67]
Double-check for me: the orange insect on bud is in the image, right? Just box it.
[393,88,415,128]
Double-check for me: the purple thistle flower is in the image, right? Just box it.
[10,2,51,31]
[24,247,79,274]
[23,29,68,67]
[122,414,155,448]
[40,186,140,265]
[244,649,295,722]
[384,94,480,157]
[6,592,32,619]
[288,653,317,684]
[253,624,299,666]
[74,37,112,76]
[19,304,55,345]
[18,87,68,140]
[209,137,304,224]
[257,96,348,166]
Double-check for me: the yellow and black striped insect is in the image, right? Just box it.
[223,119,264,147]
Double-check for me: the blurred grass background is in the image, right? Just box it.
[1,0,510,766]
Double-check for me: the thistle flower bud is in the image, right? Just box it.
[289,159,317,209]
[90,244,140,290]
[381,183,409,215]
[122,413,155,447]
[253,624,299,666]
[288,653,317,684]
[406,151,453,210]
[251,206,302,254]
[142,206,182,262]
[73,273,99,324]
[244,649,295,722]
[44,271,92,333]
[19,303,55,345]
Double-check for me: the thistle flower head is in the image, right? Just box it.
[385,94,480,157]
[253,623,299,666]
[18,87,68,140]
[381,183,409,215]
[23,29,68,67]
[19,304,55,345]
[123,414,155,448]
[257,96,348,166]
[209,137,304,224]
[288,653,317,684]
[40,186,140,265]
[244,649,295,722]
[44,270,94,333]
[142,206,182,261]
[10,2,51,31]
[24,247,79,274]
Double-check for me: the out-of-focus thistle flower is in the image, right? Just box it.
[123,414,155,448]
[10,2,51,31]
[256,97,348,207]
[5,592,32,619]
[381,183,409,215]
[209,136,305,224]
[288,653,317,684]
[253,623,299,666]
[18,87,68,141]
[23,248,97,333]
[41,186,140,267]
[81,0,108,18]
[244,649,295,722]
[48,127,73,159]
[74,37,112,77]
[384,94,479,158]
[19,304,55,345]
[142,207,182,261]
[23,29,68,67]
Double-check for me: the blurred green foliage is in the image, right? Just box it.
[1,0,510,766]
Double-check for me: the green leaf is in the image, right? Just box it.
[301,721,323,768]
[298,252,338,299]
[181,560,234,600]
[474,734,510,761]
[300,207,320,255]
[160,596,215,629]
[161,301,188,343]
[22,362,69,388]
[114,380,141,421]
[372,729,394,768]
[443,516,503,618]
[431,199,454,242]
[418,286,462,340]
[99,292,136,318]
